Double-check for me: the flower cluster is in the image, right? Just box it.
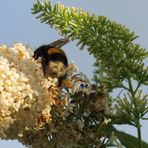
[44,74,111,147]
[0,44,57,140]
[0,43,110,147]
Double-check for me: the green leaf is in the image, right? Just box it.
[106,126,148,148]
[115,130,148,148]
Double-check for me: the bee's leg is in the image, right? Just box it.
[58,75,67,86]
[41,59,47,76]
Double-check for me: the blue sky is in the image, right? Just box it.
[0,0,148,147]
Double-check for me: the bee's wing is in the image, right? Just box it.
[47,38,69,48]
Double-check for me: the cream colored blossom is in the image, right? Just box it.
[103,118,111,125]
[0,43,57,140]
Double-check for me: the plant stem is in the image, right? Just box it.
[137,120,142,148]
[128,78,142,148]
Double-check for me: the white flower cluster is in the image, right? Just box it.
[0,44,56,139]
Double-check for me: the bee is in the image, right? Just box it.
[33,38,69,86]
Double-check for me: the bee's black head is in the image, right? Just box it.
[33,45,47,60]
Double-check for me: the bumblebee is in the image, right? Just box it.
[33,38,69,86]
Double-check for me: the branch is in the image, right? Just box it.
[32,0,148,92]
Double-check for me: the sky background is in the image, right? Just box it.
[0,0,148,147]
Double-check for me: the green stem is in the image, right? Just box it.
[137,120,142,148]
[134,81,141,95]
[128,78,134,97]
[128,78,142,148]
